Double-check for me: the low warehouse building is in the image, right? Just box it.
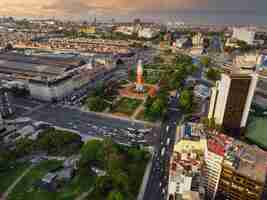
[0,52,116,101]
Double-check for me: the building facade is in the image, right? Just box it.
[217,165,265,200]
[208,72,258,136]
[168,123,206,200]
[232,28,256,45]
[192,33,204,48]
[215,140,267,200]
[205,134,234,200]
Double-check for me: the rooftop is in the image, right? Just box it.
[223,139,267,183]
[208,132,267,184]
[207,133,233,156]
[223,54,257,75]
[169,151,203,197]
[0,52,84,79]
[178,123,205,141]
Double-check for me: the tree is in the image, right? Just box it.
[0,149,16,170]
[200,56,211,68]
[175,54,193,67]
[150,99,163,119]
[103,139,119,172]
[94,83,105,97]
[37,128,83,155]
[154,56,164,64]
[180,89,193,113]
[236,40,252,52]
[14,138,34,158]
[5,43,13,51]
[80,140,104,165]
[87,96,107,112]
[206,67,221,81]
[144,97,162,120]
[107,191,124,200]
[95,175,113,194]
[201,117,222,131]
[170,70,186,90]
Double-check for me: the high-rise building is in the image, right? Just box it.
[208,70,258,136]
[215,139,267,200]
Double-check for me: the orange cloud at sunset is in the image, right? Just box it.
[0,0,205,18]
[0,0,266,19]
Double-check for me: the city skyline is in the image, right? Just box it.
[1,0,267,24]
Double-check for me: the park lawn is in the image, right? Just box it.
[7,160,96,200]
[111,98,142,116]
[7,160,63,200]
[0,162,30,194]
[144,75,160,84]
[246,115,267,150]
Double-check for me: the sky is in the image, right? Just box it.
[1,0,267,24]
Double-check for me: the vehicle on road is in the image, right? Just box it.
[161,147,165,157]
[139,128,151,134]
[166,138,170,146]
[166,125,169,132]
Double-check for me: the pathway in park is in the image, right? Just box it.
[0,165,34,200]
[75,187,94,200]
[131,101,145,120]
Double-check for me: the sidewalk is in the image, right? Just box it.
[137,150,154,200]
[131,101,145,120]
[64,105,155,127]
[75,187,94,200]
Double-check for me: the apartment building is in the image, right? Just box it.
[168,123,206,200]
[205,134,233,200]
[216,140,267,200]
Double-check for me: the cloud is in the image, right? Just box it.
[0,0,207,18]
[0,0,266,19]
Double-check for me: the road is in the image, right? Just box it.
[143,93,183,200]
[25,104,159,145]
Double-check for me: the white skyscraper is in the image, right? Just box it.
[208,71,258,136]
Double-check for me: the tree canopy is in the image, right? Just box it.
[180,89,194,113]
[144,89,168,121]
[200,56,211,68]
[206,67,221,81]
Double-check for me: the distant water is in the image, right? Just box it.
[117,10,267,26]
